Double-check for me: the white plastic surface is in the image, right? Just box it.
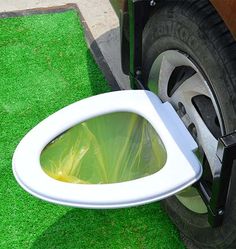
[12,90,202,209]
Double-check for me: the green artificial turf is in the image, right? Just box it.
[0,9,185,249]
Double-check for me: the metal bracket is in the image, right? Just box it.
[196,131,236,227]
[128,0,153,89]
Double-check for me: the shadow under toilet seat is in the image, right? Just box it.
[12,90,202,209]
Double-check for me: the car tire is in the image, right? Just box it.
[142,0,236,248]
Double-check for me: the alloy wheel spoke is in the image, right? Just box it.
[171,73,211,101]
[188,107,218,172]
[148,50,221,174]
[158,55,175,101]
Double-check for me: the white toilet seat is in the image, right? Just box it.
[13,90,202,209]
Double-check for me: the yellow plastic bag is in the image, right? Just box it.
[40,112,167,184]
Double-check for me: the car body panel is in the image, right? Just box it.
[210,0,236,39]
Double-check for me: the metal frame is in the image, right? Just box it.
[128,0,236,227]
[128,0,151,89]
[196,132,236,227]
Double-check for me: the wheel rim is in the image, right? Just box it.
[148,50,223,213]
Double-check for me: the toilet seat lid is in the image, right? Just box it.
[12,90,202,208]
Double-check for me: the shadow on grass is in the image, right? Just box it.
[31,203,183,249]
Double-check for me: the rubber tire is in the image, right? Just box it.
[142,1,236,248]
